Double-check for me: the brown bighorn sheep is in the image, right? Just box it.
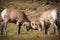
[31,8,59,35]
[1,8,30,35]
[39,8,59,35]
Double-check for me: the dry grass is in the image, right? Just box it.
[0,1,60,40]
[0,23,60,40]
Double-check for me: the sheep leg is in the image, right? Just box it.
[16,22,22,35]
[41,21,45,31]
[50,20,59,35]
[1,18,9,35]
[54,23,59,35]
[4,21,8,35]
[1,21,4,35]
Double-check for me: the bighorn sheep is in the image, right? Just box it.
[39,8,59,35]
[31,8,59,35]
[1,8,30,35]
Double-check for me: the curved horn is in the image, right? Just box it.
[23,22,29,26]
[31,21,36,29]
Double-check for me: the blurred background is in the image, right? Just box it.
[0,0,60,40]
[0,0,60,21]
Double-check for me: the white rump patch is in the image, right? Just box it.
[51,9,57,21]
[1,9,7,19]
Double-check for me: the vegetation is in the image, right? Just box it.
[0,0,60,40]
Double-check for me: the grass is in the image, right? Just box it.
[0,1,60,40]
[0,22,60,40]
